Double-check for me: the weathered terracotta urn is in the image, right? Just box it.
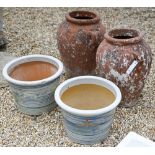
[96,28,152,107]
[57,11,105,77]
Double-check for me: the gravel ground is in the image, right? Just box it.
[0,8,155,147]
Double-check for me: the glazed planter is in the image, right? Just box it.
[96,29,152,107]
[57,11,106,77]
[54,76,121,144]
[3,54,63,115]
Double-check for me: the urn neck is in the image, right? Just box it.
[104,29,143,45]
[66,11,100,25]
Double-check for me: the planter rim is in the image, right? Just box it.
[104,28,143,45]
[54,76,122,116]
[2,54,63,86]
[66,10,100,25]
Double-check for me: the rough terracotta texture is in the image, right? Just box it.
[96,29,152,107]
[57,11,105,77]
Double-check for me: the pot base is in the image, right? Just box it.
[16,101,57,116]
[66,128,109,145]
[65,68,97,78]
[119,99,139,108]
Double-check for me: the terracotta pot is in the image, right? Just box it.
[3,55,63,115]
[96,28,152,107]
[57,11,105,77]
[55,76,121,144]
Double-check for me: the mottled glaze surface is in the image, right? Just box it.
[57,11,105,77]
[96,29,152,107]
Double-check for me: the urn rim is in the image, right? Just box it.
[66,10,100,25]
[104,28,143,45]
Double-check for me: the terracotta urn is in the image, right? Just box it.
[96,28,152,107]
[57,11,105,77]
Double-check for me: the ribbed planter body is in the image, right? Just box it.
[62,108,115,144]
[9,79,59,115]
[96,29,152,107]
[3,55,63,115]
[57,11,105,77]
[55,76,121,144]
